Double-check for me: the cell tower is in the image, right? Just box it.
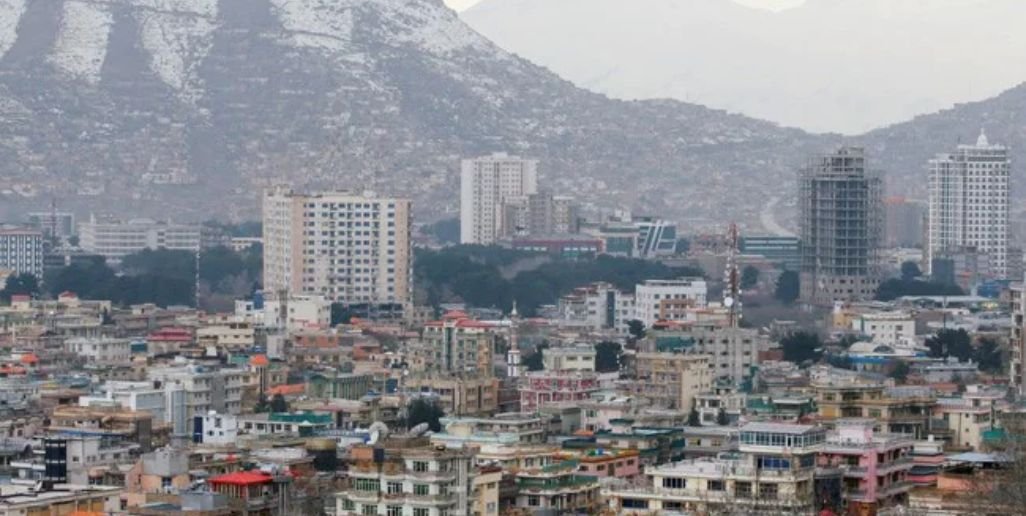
[724,223,742,328]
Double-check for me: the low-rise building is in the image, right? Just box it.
[817,419,914,514]
[628,353,712,410]
[519,370,600,412]
[541,345,596,372]
[513,459,601,514]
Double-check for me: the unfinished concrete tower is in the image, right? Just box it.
[799,147,883,306]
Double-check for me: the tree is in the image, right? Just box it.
[900,261,923,281]
[594,341,623,373]
[889,361,910,383]
[254,393,271,413]
[627,319,646,340]
[715,409,729,426]
[270,393,289,413]
[523,343,547,371]
[741,266,759,290]
[926,329,973,362]
[774,271,800,304]
[687,407,701,426]
[407,398,445,432]
[976,337,1004,374]
[0,273,39,302]
[780,332,822,364]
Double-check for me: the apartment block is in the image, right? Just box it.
[460,153,538,245]
[78,217,201,259]
[262,187,412,306]
[628,353,712,410]
[634,278,708,327]
[0,227,44,278]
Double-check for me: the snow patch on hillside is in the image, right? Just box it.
[270,0,354,52]
[0,0,25,59]
[49,0,113,83]
[139,12,216,100]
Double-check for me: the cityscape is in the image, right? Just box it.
[0,1,1023,516]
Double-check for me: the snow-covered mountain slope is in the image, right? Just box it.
[463,0,1026,134]
[0,0,814,225]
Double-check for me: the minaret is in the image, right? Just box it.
[506,301,522,378]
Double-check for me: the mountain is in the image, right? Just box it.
[462,0,1026,134]
[0,0,818,227]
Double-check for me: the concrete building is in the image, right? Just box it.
[1011,281,1026,395]
[603,422,826,515]
[147,363,246,438]
[419,312,496,376]
[634,278,708,327]
[460,153,538,245]
[262,187,412,306]
[336,435,475,516]
[541,345,596,372]
[0,484,122,516]
[818,419,914,514]
[557,282,635,334]
[519,371,600,412]
[64,337,132,365]
[78,217,201,259]
[645,324,767,384]
[812,379,935,438]
[932,385,1005,450]
[850,311,916,346]
[501,191,579,237]
[0,227,44,279]
[739,235,801,271]
[628,353,712,410]
[884,197,926,249]
[262,294,332,331]
[513,459,601,514]
[405,377,499,417]
[927,131,1011,278]
[799,147,882,306]
[26,211,76,239]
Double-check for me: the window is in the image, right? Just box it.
[662,477,686,489]
[528,495,540,506]
[414,484,430,495]
[759,483,779,500]
[623,498,649,509]
[362,505,378,515]
[708,480,725,491]
[387,507,403,516]
[413,461,429,472]
[387,482,402,494]
[736,481,752,498]
[414,509,429,516]
[341,499,355,510]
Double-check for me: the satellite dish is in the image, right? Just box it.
[724,297,735,308]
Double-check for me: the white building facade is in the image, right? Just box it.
[460,153,538,244]
[262,188,412,306]
[78,217,201,259]
[634,278,708,327]
[927,131,1011,278]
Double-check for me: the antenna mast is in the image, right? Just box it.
[724,223,742,328]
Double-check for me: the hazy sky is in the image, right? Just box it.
[446,0,807,11]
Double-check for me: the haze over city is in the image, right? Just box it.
[0,1,1023,515]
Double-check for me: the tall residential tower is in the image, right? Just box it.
[927,131,1011,279]
[799,147,882,306]
[460,153,538,244]
[262,188,412,307]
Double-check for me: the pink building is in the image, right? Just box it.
[519,370,599,412]
[908,437,944,487]
[817,419,914,515]
[566,449,641,480]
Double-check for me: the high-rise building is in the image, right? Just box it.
[501,191,579,238]
[927,131,1011,278]
[460,153,538,244]
[0,227,44,279]
[883,197,926,248]
[78,217,201,259]
[799,147,882,305]
[262,188,412,307]
[26,211,76,240]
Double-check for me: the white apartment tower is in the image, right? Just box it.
[928,130,1011,278]
[262,188,412,306]
[460,153,538,244]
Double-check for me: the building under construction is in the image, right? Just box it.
[799,147,883,306]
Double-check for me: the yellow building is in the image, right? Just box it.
[405,375,499,416]
[813,379,935,438]
[629,353,712,410]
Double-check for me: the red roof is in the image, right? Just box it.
[266,384,305,396]
[19,353,39,365]
[209,471,272,486]
[442,310,469,320]
[59,291,78,299]
[250,354,270,367]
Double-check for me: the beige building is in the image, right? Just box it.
[262,187,412,306]
[629,353,712,410]
[460,153,538,245]
[0,484,122,516]
[405,376,499,417]
[542,345,596,372]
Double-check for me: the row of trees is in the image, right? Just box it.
[770,261,964,306]
[415,245,703,316]
[1,245,262,309]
